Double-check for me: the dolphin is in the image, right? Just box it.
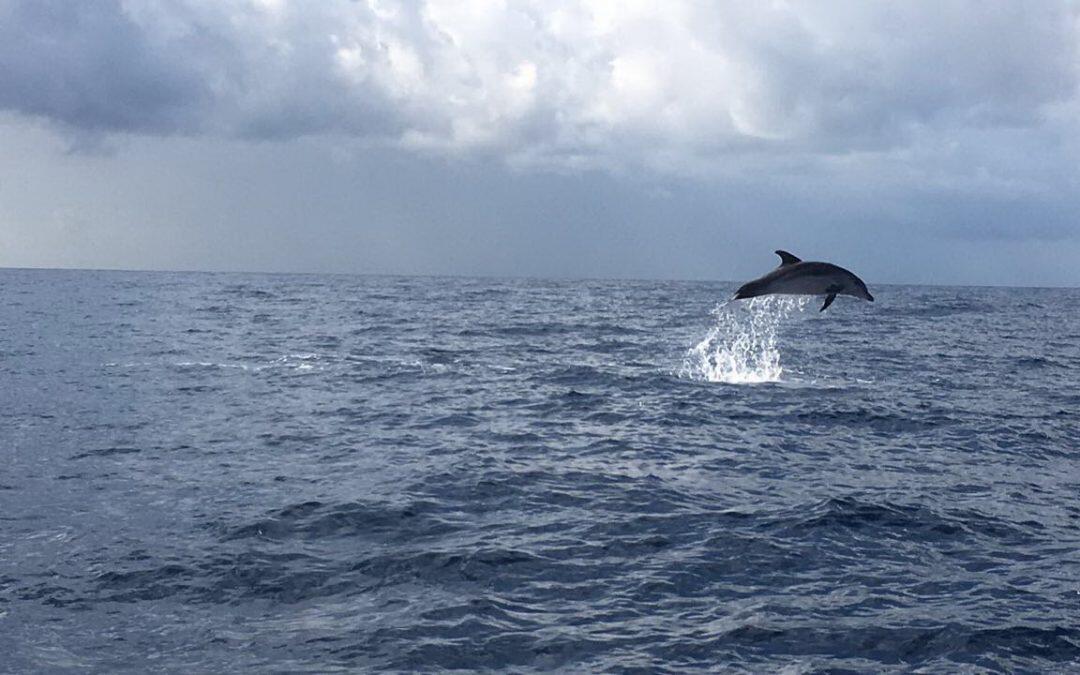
[733,250,874,312]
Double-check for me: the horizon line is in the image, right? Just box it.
[1,263,1078,291]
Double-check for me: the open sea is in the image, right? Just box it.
[1,268,1078,673]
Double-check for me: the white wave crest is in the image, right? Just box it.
[680,296,809,384]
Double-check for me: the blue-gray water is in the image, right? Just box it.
[2,269,1079,673]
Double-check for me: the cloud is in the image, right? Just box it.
[0,1,205,133]
[4,0,1080,271]
[2,1,1076,161]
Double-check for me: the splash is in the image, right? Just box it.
[680,296,809,384]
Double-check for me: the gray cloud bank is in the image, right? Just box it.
[4,1,1078,163]
[2,1,1080,284]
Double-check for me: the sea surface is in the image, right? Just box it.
[2,268,1079,673]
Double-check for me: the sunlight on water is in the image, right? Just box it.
[680,296,810,384]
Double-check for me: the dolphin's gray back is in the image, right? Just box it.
[736,261,864,298]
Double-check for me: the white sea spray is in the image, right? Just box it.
[680,296,809,384]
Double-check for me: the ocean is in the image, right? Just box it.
[1,268,1078,673]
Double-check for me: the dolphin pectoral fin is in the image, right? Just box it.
[775,250,802,266]
[820,293,837,312]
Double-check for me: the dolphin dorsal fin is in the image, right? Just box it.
[775,250,802,266]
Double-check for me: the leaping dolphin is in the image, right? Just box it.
[734,250,874,312]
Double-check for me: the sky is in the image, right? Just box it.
[1,0,1079,286]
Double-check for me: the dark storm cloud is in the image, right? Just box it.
[0,0,405,139]
[0,1,212,133]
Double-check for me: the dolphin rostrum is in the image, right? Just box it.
[734,250,874,312]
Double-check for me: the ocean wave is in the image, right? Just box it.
[6,271,1080,672]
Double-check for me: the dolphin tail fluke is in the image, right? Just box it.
[820,293,837,312]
